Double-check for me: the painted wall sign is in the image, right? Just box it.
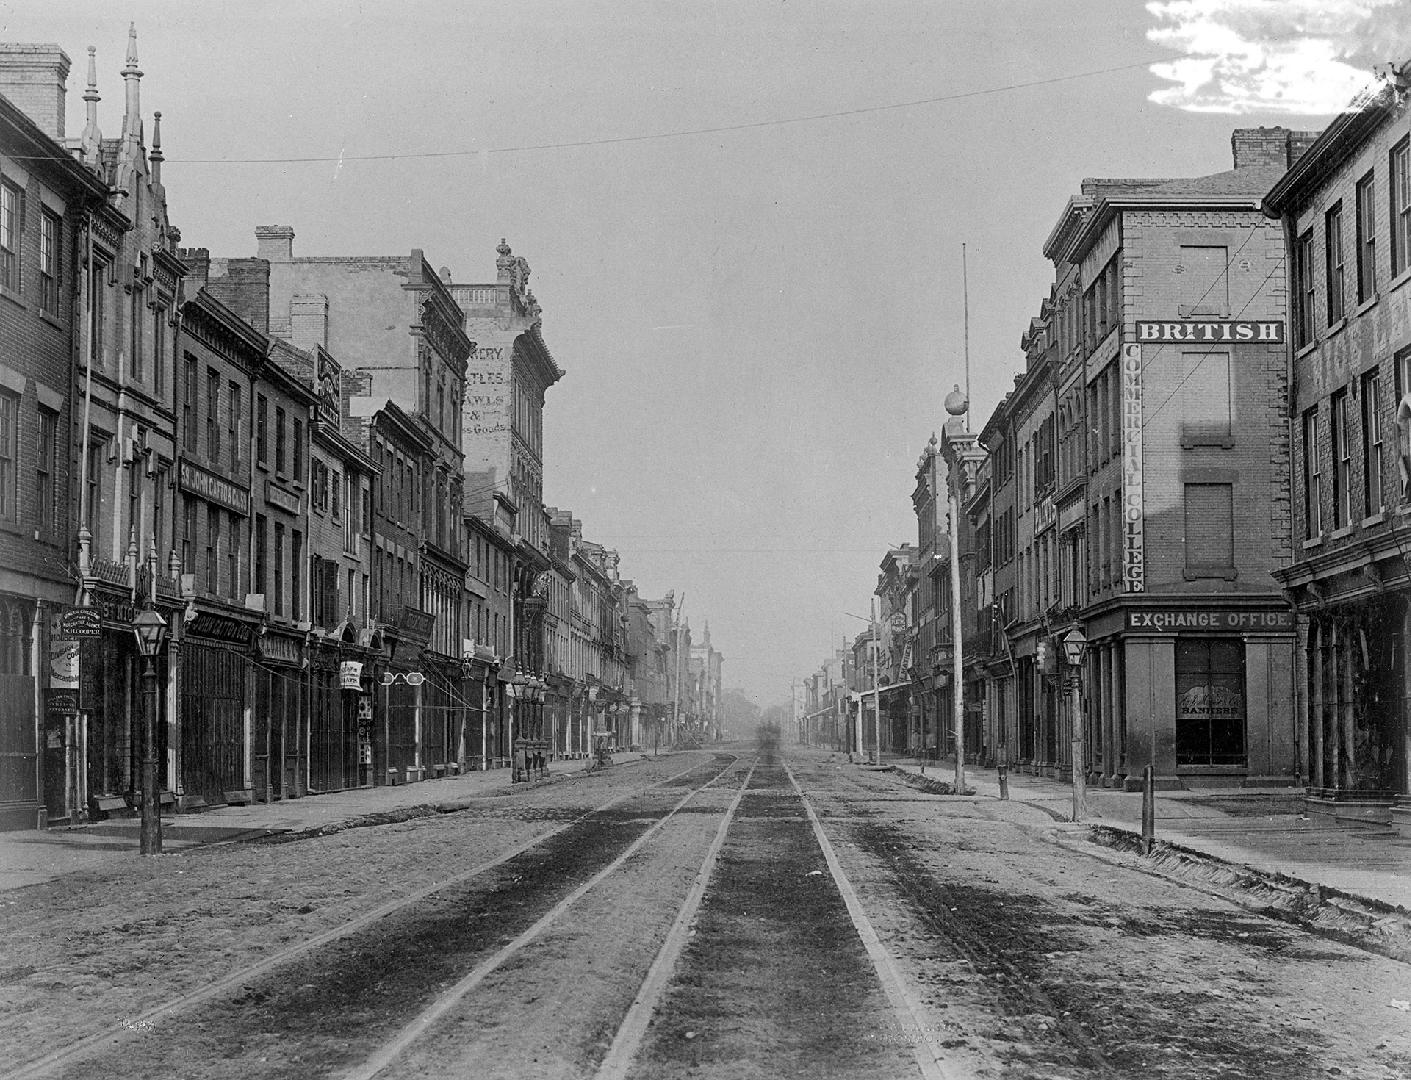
[1121,343,1145,593]
[1134,320,1283,343]
[1127,609,1294,632]
[265,479,300,517]
[179,459,251,517]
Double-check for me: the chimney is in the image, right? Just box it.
[206,258,271,335]
[1231,126,1322,170]
[290,293,328,351]
[178,247,211,293]
[0,43,72,139]
[255,225,295,262]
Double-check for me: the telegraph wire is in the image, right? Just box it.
[147,57,1169,166]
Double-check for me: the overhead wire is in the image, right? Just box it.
[154,58,1170,167]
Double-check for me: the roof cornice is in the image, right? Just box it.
[1263,81,1396,217]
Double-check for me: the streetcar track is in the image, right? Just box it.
[593,759,758,1080]
[342,755,756,1080]
[796,761,1123,1077]
[784,760,963,1080]
[0,754,726,1080]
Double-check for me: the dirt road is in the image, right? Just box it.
[3,746,1409,1080]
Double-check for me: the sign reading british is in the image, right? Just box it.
[1134,320,1283,343]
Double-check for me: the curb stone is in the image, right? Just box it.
[1083,824,1411,965]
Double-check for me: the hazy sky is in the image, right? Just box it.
[0,0,1393,708]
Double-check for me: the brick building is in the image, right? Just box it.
[1263,68,1411,827]
[447,242,564,761]
[0,46,108,828]
[244,227,474,786]
[976,128,1312,791]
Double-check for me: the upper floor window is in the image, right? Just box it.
[274,406,286,475]
[1356,170,1377,303]
[206,368,221,461]
[1331,387,1351,529]
[1184,483,1234,573]
[0,181,21,294]
[228,382,242,471]
[1325,201,1345,325]
[39,209,59,315]
[0,391,16,524]
[35,407,56,541]
[1302,407,1322,538]
[1362,368,1384,518]
[1294,229,1316,349]
[1179,245,1228,316]
[182,356,198,449]
[1391,137,1411,278]
[292,417,304,481]
[256,394,268,466]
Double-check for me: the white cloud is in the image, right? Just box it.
[1146,0,1408,114]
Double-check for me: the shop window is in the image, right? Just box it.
[1175,638,1246,766]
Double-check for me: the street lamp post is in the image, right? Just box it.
[132,604,168,856]
[586,684,598,762]
[1062,625,1089,822]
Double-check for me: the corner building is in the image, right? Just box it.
[1022,129,1311,790]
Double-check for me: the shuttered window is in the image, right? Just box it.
[1184,483,1233,570]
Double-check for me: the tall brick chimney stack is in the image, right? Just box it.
[0,43,72,139]
[255,225,295,262]
[1231,126,1321,170]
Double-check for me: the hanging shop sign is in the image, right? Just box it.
[1121,343,1145,593]
[1134,320,1283,344]
[56,608,100,639]
[340,660,364,690]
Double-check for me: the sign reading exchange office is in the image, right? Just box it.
[1127,609,1294,632]
[1134,320,1284,343]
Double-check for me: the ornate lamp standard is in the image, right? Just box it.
[586,684,599,760]
[132,603,168,856]
[1062,625,1089,822]
[509,667,528,781]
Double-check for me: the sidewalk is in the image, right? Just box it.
[882,753,1411,912]
[0,752,656,892]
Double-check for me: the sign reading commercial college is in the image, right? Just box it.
[1134,320,1283,343]
[1121,343,1144,593]
[1127,608,1294,632]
